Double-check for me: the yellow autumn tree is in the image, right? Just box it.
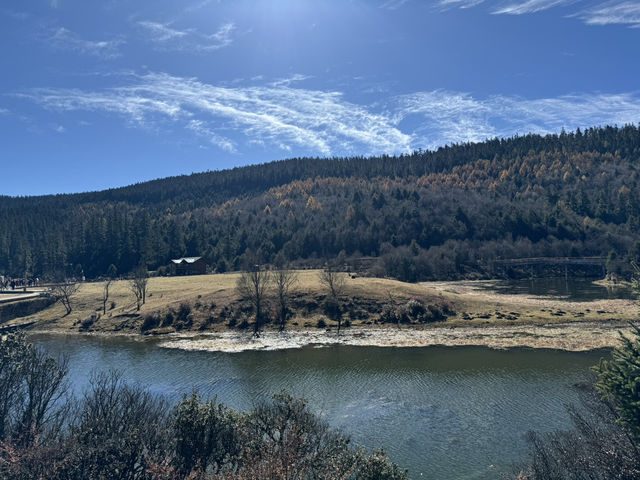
[306,195,323,211]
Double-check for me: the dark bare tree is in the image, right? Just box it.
[0,333,69,447]
[73,371,169,478]
[0,334,30,441]
[516,379,640,480]
[15,346,68,447]
[318,267,346,299]
[50,282,80,315]
[386,291,401,329]
[237,264,271,336]
[273,268,298,330]
[101,280,111,315]
[319,267,347,334]
[130,265,148,311]
[243,391,359,479]
[101,264,117,315]
[173,392,241,475]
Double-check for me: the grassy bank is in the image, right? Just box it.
[9,271,449,333]
[5,271,638,350]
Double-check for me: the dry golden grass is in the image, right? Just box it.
[12,270,437,332]
[424,280,639,327]
[6,272,637,341]
[15,273,242,331]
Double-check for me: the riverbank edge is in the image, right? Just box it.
[28,320,633,353]
[16,276,638,352]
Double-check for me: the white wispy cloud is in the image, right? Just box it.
[50,27,124,58]
[186,119,236,152]
[137,21,188,42]
[379,0,412,9]
[379,0,640,28]
[269,74,313,87]
[492,0,570,15]
[576,1,640,26]
[439,0,485,10]
[494,92,640,131]
[3,10,30,20]
[186,0,215,12]
[137,21,236,52]
[394,91,640,148]
[394,91,497,146]
[18,73,640,155]
[23,73,411,156]
[0,107,9,115]
[207,23,235,50]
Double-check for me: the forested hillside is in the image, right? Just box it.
[3,125,640,281]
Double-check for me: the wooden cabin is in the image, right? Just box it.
[170,257,207,276]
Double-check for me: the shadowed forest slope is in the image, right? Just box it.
[2,125,640,281]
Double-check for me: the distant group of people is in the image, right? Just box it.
[0,276,40,291]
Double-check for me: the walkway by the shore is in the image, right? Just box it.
[0,291,44,304]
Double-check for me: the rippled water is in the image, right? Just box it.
[31,333,604,480]
[481,278,633,301]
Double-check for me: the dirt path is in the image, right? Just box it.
[0,291,44,304]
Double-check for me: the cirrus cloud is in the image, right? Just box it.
[23,72,412,156]
[137,21,236,52]
[50,27,124,58]
[576,1,640,26]
[18,73,640,155]
[492,0,571,15]
[395,90,640,148]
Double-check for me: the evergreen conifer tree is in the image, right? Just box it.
[595,323,640,440]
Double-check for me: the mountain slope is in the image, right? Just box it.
[2,125,640,280]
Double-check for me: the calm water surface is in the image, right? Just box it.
[31,334,604,480]
[481,278,633,301]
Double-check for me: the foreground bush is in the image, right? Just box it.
[0,334,407,480]
[516,381,640,480]
[516,325,640,479]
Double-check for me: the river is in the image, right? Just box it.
[31,333,604,479]
[478,277,633,301]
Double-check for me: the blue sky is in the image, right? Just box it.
[1,0,639,196]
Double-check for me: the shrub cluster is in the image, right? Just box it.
[141,303,194,332]
[379,299,453,324]
[0,334,407,480]
[79,313,99,331]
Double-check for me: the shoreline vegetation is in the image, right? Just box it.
[5,270,637,352]
[0,333,409,480]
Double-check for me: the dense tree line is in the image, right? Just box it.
[3,125,640,280]
[0,334,406,480]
